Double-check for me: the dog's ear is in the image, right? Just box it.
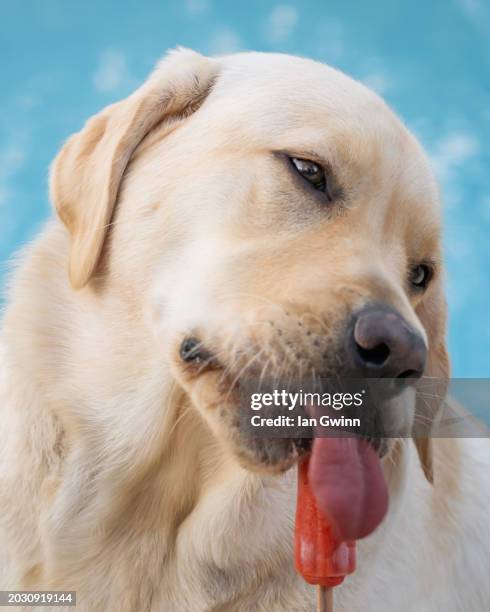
[414,276,450,484]
[50,48,219,290]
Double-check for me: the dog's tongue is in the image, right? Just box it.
[308,437,389,542]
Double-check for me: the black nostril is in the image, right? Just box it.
[180,337,216,366]
[395,368,424,390]
[356,342,390,367]
[180,337,202,362]
[397,369,420,379]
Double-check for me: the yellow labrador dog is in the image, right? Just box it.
[1,48,489,611]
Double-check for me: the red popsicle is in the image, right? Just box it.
[295,455,356,588]
[295,436,389,611]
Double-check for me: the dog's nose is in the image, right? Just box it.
[348,305,427,382]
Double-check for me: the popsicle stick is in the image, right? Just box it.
[317,585,334,612]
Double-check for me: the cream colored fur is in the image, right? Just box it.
[1,48,489,611]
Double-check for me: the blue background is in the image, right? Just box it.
[1,0,489,376]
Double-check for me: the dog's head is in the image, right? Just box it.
[50,49,449,481]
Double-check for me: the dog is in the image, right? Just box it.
[1,48,489,611]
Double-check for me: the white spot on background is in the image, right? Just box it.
[455,0,490,26]
[430,132,480,184]
[362,72,392,95]
[208,28,242,54]
[93,49,129,93]
[266,5,298,42]
[0,142,27,207]
[0,136,27,248]
[314,21,344,61]
[185,0,209,15]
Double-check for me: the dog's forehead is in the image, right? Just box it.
[204,53,439,216]
[211,53,394,134]
[206,54,425,171]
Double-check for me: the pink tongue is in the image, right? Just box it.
[308,437,389,541]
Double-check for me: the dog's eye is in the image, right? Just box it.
[290,157,332,201]
[410,264,433,290]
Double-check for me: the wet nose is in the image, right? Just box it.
[348,304,427,382]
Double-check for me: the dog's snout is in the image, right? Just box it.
[348,305,427,382]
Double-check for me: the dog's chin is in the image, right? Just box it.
[228,436,312,475]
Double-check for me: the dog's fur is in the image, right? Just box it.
[1,49,489,611]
